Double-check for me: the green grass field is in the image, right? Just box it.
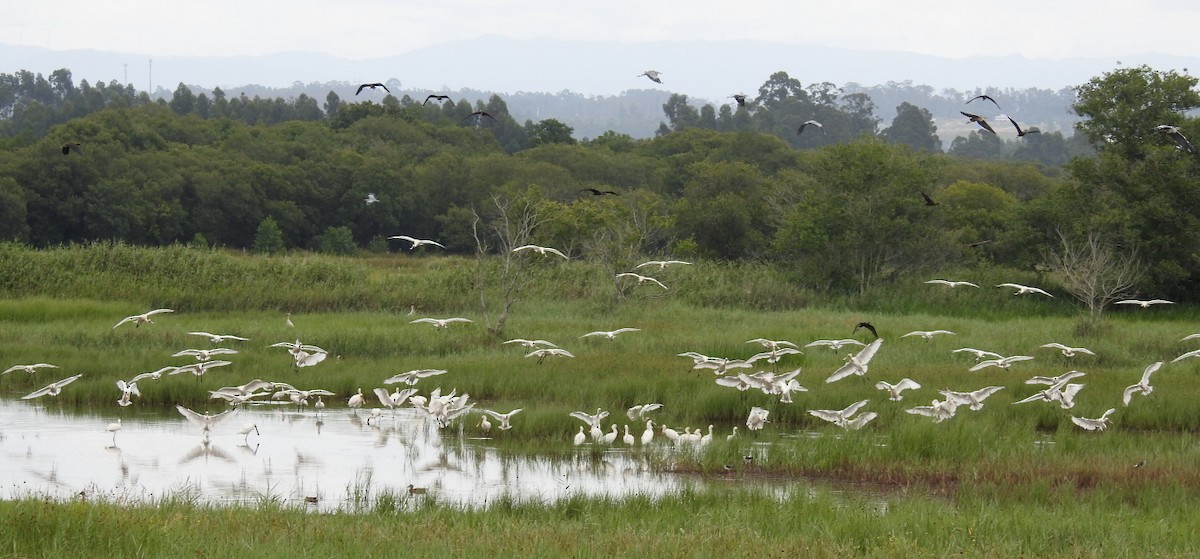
[2,243,1199,557]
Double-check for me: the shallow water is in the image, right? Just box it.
[0,399,717,511]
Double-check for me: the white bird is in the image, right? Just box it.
[1025,370,1088,386]
[699,425,714,445]
[1014,382,1086,410]
[905,399,959,423]
[692,357,753,375]
[1039,343,1096,358]
[805,339,866,351]
[115,379,141,407]
[1071,408,1117,431]
[635,260,691,271]
[745,407,770,431]
[1123,362,1163,406]
[808,399,873,429]
[285,313,294,328]
[384,369,449,386]
[747,338,800,350]
[747,347,804,365]
[622,425,635,445]
[176,405,238,438]
[726,426,739,441]
[478,408,523,430]
[347,388,365,409]
[169,360,233,378]
[952,348,1003,361]
[641,420,655,444]
[410,317,474,329]
[569,408,609,429]
[797,120,824,135]
[314,396,326,413]
[660,424,681,442]
[172,347,239,361]
[112,308,174,329]
[129,366,177,383]
[479,414,492,433]
[901,330,956,340]
[503,338,558,349]
[825,338,884,383]
[388,235,446,250]
[2,363,59,375]
[187,332,250,344]
[1115,299,1174,308]
[105,419,122,442]
[22,374,83,400]
[573,426,587,446]
[940,385,1005,411]
[237,423,260,442]
[1181,333,1200,342]
[364,193,380,205]
[292,350,327,368]
[512,244,569,259]
[875,378,921,401]
[1154,124,1194,151]
[525,348,575,364]
[614,272,667,289]
[626,403,663,421]
[969,355,1034,372]
[924,279,980,288]
[637,70,663,83]
[373,387,418,413]
[581,327,641,340]
[601,424,619,445]
[1172,348,1200,363]
[996,283,1053,297]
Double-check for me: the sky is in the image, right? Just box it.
[5,0,1200,62]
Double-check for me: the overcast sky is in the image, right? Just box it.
[5,0,1199,61]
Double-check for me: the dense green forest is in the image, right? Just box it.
[1,65,1198,299]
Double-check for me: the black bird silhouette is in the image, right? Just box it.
[921,192,939,206]
[965,239,993,248]
[730,94,747,107]
[854,322,878,339]
[61,142,82,155]
[580,188,620,196]
[463,110,498,124]
[1006,116,1040,137]
[961,111,996,134]
[355,83,390,95]
[423,94,451,105]
[966,94,1001,110]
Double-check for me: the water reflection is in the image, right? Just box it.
[0,399,697,511]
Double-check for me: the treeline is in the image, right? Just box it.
[1,65,1198,299]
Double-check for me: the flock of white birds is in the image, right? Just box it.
[2,263,1189,452]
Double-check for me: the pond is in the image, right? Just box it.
[0,399,746,511]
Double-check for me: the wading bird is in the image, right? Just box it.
[905,399,959,423]
[106,419,122,443]
[355,83,389,95]
[115,379,141,407]
[952,347,1003,361]
[626,403,663,421]
[512,244,569,259]
[176,405,238,439]
[797,120,823,135]
[172,348,239,362]
[854,322,878,338]
[525,348,574,364]
[383,369,449,386]
[187,332,250,344]
[805,339,866,351]
[423,94,451,105]
[388,235,446,250]
[579,187,620,196]
[1071,408,1116,431]
[901,330,956,341]
[826,337,884,383]
[2,363,59,375]
[745,406,770,431]
[1115,299,1174,308]
[808,399,875,430]
[347,388,365,409]
[478,408,523,431]
[968,354,1034,372]
[615,272,667,289]
[996,283,1053,297]
[925,279,980,288]
[961,111,996,134]
[364,193,380,205]
[967,94,1001,110]
[875,378,921,401]
[237,423,259,443]
[1039,343,1096,358]
[1123,361,1163,406]
[503,338,558,349]
[730,94,747,107]
[580,327,641,340]
[409,317,474,329]
[637,70,663,83]
[463,110,497,124]
[112,308,175,329]
[1006,116,1040,137]
[940,385,1005,411]
[635,260,691,271]
[22,374,83,400]
[1154,124,1194,152]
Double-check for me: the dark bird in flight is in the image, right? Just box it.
[921,192,939,206]
[961,111,996,134]
[463,110,498,124]
[730,94,747,107]
[423,94,451,105]
[967,94,1001,110]
[61,142,82,155]
[797,120,824,136]
[637,70,663,84]
[854,322,879,339]
[580,188,620,196]
[1155,124,1194,152]
[1006,116,1040,137]
[355,83,390,95]
[966,239,993,248]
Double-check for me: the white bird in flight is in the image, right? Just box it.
[875,378,921,401]
[968,355,1034,372]
[503,338,558,349]
[952,347,1003,361]
[615,272,667,289]
[187,331,250,344]
[175,405,239,439]
[995,283,1053,297]
[112,308,175,329]
[581,327,641,340]
[940,385,1005,411]
[637,70,663,83]
[745,406,770,431]
[901,330,956,340]
[512,244,569,259]
[525,348,575,364]
[1071,408,1117,431]
[825,338,884,383]
[1123,361,1163,406]
[635,260,691,271]
[364,193,380,205]
[626,403,663,421]
[1039,343,1096,358]
[1114,299,1174,308]
[905,399,959,423]
[2,363,59,375]
[410,317,474,329]
[808,399,876,430]
[172,348,239,362]
[924,279,980,288]
[805,339,866,351]
[22,374,83,400]
[478,408,523,430]
[389,235,446,250]
[383,368,449,386]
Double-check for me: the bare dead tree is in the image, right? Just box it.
[472,194,543,336]
[1043,230,1144,324]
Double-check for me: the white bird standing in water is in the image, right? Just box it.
[237,423,260,442]
[106,419,122,443]
[641,420,655,445]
